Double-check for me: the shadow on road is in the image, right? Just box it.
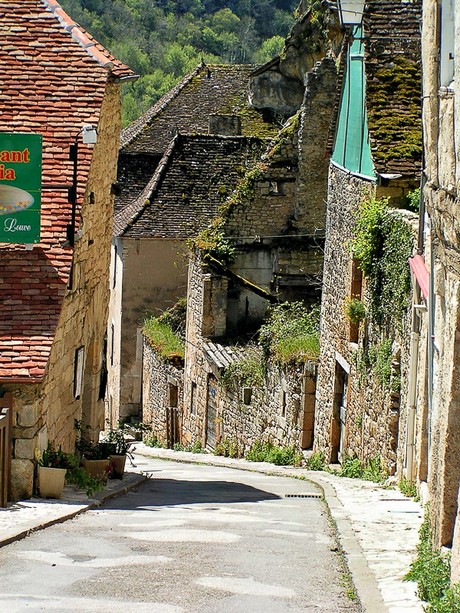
[106,478,281,509]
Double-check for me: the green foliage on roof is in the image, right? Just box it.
[259,302,320,365]
[143,299,186,362]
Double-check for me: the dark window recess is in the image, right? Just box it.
[169,383,178,408]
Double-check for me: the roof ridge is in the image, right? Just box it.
[41,0,134,77]
[115,135,179,236]
[120,64,205,150]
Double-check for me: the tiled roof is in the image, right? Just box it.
[114,135,268,239]
[364,0,422,176]
[120,64,278,155]
[0,1,134,382]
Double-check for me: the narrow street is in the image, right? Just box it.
[0,458,361,612]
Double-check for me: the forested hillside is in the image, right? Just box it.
[60,0,298,125]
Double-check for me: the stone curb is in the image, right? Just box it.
[134,446,389,613]
[0,473,146,549]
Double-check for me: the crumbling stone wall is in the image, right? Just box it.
[142,339,183,443]
[178,253,316,452]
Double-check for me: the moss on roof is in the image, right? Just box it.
[366,57,422,165]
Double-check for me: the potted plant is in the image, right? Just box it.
[102,428,132,479]
[36,443,72,499]
[75,420,112,482]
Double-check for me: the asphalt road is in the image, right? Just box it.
[0,458,362,612]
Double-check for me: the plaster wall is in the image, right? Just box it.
[118,237,188,420]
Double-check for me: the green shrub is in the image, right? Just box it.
[305,451,327,471]
[144,433,167,448]
[214,438,242,458]
[399,477,418,498]
[245,440,302,466]
[344,298,367,324]
[405,511,454,609]
[221,351,264,391]
[338,454,386,483]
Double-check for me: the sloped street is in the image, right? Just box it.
[0,458,361,612]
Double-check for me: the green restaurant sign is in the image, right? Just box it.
[0,133,42,244]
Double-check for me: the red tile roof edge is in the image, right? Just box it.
[42,0,136,79]
[0,377,42,385]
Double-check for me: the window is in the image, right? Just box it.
[74,346,85,399]
[169,383,178,408]
[440,0,455,87]
[110,322,115,366]
[280,389,287,417]
[113,244,118,289]
[348,258,364,343]
[242,387,252,405]
[190,381,197,415]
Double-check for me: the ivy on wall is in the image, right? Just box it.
[351,197,413,331]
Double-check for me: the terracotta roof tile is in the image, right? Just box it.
[0,0,134,382]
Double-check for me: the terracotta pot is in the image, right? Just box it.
[82,458,110,482]
[38,466,67,499]
[109,454,126,479]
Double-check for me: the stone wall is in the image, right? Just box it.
[420,0,460,554]
[6,80,123,499]
[142,339,183,444]
[178,253,317,453]
[315,164,416,474]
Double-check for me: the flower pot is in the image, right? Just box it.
[109,454,126,479]
[38,466,67,499]
[82,458,110,482]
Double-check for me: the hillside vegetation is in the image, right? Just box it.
[60,0,298,125]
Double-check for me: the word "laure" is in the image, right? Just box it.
[0,148,31,181]
[3,218,31,232]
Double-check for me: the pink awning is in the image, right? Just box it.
[409,255,429,299]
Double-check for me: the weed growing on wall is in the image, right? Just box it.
[143,300,186,362]
[221,349,264,392]
[259,301,320,365]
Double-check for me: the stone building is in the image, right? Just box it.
[107,64,278,426]
[139,2,340,453]
[415,0,460,565]
[314,0,422,473]
[0,0,134,500]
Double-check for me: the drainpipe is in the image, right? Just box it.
[406,173,427,481]
[406,318,420,481]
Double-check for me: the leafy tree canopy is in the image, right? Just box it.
[60,0,297,125]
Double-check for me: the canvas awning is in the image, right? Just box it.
[409,255,429,299]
